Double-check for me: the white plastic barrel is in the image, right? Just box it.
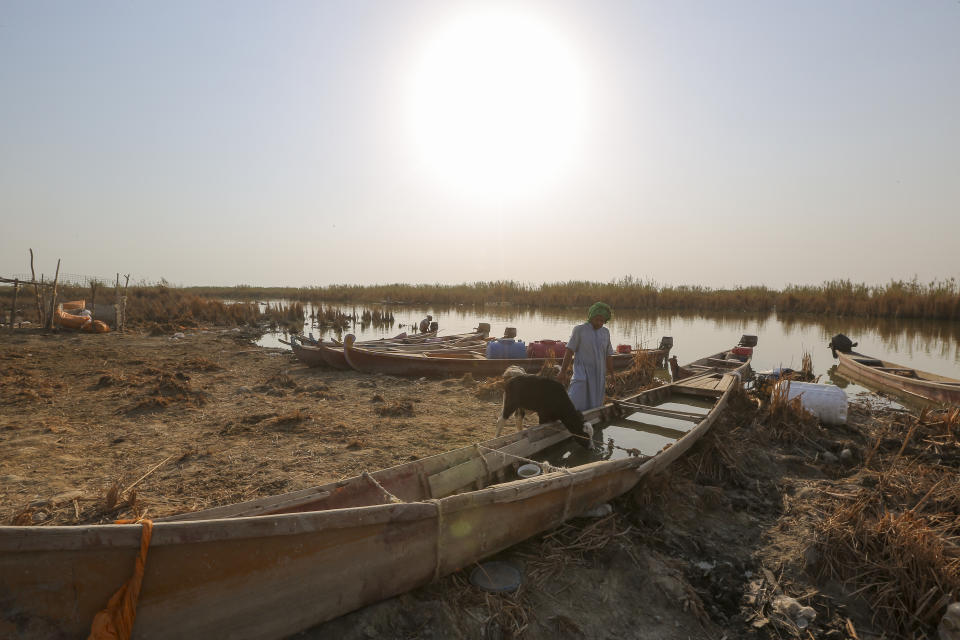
[773,381,848,425]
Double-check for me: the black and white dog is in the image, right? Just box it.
[495,373,594,444]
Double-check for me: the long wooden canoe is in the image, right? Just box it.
[0,368,739,639]
[834,349,960,407]
[668,334,756,381]
[341,333,672,377]
[292,328,490,369]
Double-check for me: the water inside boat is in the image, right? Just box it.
[534,393,715,467]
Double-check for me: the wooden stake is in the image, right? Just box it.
[45,259,60,330]
[89,280,97,325]
[114,273,120,331]
[30,249,44,326]
[121,274,130,332]
[9,279,19,332]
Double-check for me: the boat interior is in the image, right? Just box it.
[849,352,960,384]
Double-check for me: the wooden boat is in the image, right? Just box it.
[0,365,740,639]
[341,333,672,377]
[833,348,960,407]
[54,300,110,333]
[668,334,756,381]
[291,327,491,369]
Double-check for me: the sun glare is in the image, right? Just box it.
[404,9,588,202]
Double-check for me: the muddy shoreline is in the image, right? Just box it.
[2,327,954,639]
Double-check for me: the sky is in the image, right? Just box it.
[1,1,958,288]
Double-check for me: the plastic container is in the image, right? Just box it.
[517,463,541,478]
[773,381,848,425]
[527,340,567,358]
[617,344,632,354]
[486,338,527,359]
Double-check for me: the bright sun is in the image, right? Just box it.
[404,9,588,202]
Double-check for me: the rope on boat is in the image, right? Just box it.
[362,471,403,504]
[88,517,153,640]
[473,444,492,480]
[474,443,569,475]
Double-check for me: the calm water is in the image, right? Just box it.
[258,303,960,383]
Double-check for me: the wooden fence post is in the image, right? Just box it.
[45,259,60,330]
[89,280,97,325]
[9,279,18,332]
[30,249,44,326]
[120,274,130,332]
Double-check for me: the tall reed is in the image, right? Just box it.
[4,277,958,324]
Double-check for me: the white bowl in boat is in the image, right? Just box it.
[517,463,541,479]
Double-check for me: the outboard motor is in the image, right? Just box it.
[828,333,857,358]
[474,322,491,336]
[738,334,758,348]
[429,321,439,332]
[656,337,674,367]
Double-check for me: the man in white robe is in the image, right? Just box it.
[558,302,614,411]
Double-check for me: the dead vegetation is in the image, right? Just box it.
[0,367,56,404]
[374,401,415,418]
[810,407,960,636]
[125,372,207,412]
[607,349,660,397]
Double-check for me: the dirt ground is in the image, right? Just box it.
[1,327,952,639]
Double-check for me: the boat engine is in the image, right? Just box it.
[828,333,857,358]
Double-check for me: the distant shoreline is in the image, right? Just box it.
[3,277,955,323]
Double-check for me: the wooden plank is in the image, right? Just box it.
[670,384,724,398]
[619,420,689,439]
[703,358,743,367]
[614,401,704,421]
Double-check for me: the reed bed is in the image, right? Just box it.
[5,277,959,325]
[181,276,960,320]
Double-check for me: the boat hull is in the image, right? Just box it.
[836,351,960,407]
[343,334,669,377]
[290,331,486,370]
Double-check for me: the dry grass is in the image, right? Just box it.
[443,570,534,639]
[180,357,223,372]
[608,350,658,397]
[525,514,636,586]
[0,367,56,404]
[374,401,415,418]
[761,379,823,445]
[811,408,960,637]
[125,372,207,413]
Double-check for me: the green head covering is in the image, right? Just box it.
[587,302,612,321]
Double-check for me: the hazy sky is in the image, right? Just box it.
[2,1,958,288]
